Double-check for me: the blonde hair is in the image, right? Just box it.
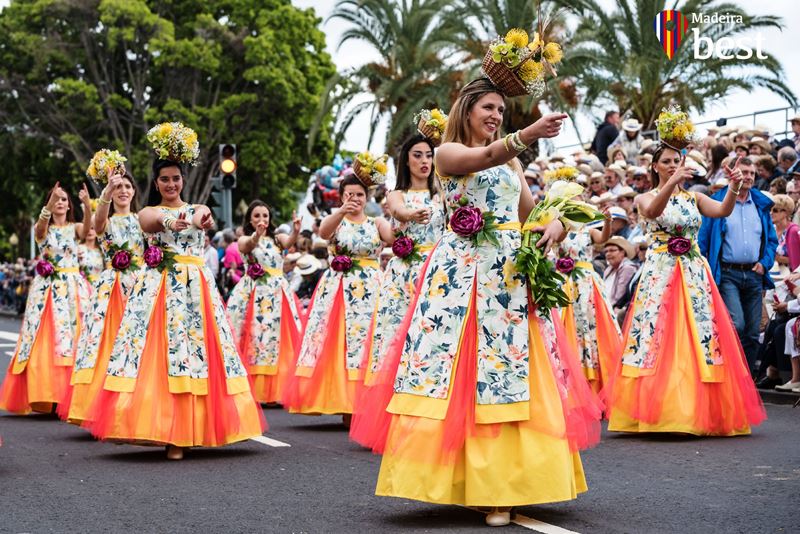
[773,193,795,214]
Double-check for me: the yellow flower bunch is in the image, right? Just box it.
[85,149,127,184]
[487,27,563,96]
[414,108,449,139]
[505,28,529,48]
[656,105,697,147]
[543,166,580,184]
[355,151,389,186]
[518,60,545,83]
[146,122,200,165]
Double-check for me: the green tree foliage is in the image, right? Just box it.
[563,0,798,128]
[0,0,336,242]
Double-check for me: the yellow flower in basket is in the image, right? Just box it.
[354,151,389,187]
[86,149,127,184]
[146,121,200,165]
[505,28,529,48]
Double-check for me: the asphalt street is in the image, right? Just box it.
[0,314,797,534]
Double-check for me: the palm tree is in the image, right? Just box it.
[563,0,797,129]
[310,0,458,153]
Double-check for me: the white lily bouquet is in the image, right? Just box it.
[517,180,605,315]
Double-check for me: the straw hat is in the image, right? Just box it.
[577,163,593,176]
[608,206,629,221]
[604,236,635,258]
[717,126,735,137]
[285,252,302,263]
[591,191,617,205]
[607,163,626,180]
[524,163,541,179]
[616,186,637,198]
[686,149,708,168]
[639,139,656,153]
[748,136,772,153]
[549,154,565,162]
[296,254,322,275]
[790,114,800,125]
[622,118,642,132]
[710,178,728,191]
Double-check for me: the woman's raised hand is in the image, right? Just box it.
[529,113,569,140]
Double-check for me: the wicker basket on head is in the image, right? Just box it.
[417,118,443,146]
[481,51,528,97]
[661,138,693,151]
[352,158,375,187]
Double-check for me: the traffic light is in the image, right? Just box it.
[219,144,237,189]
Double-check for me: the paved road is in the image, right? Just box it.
[0,315,797,534]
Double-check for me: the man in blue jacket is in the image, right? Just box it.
[698,157,777,375]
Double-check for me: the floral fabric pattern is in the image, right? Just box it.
[14,224,88,364]
[73,214,144,377]
[78,244,104,285]
[297,217,383,372]
[106,204,247,385]
[227,237,301,369]
[622,190,722,369]
[366,190,446,374]
[393,165,537,405]
[559,229,620,371]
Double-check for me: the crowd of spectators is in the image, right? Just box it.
[0,258,35,315]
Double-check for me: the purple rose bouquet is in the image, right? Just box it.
[105,240,139,274]
[555,257,575,275]
[329,244,364,274]
[662,224,699,259]
[143,242,177,272]
[392,233,422,265]
[35,258,57,279]
[448,194,499,246]
[247,262,267,280]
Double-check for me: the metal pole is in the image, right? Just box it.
[222,188,233,229]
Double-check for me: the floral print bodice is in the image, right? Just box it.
[78,244,104,281]
[645,189,701,241]
[39,224,79,269]
[249,237,282,270]
[392,189,446,247]
[441,164,521,224]
[101,213,145,268]
[560,229,594,264]
[334,217,382,258]
[149,204,204,256]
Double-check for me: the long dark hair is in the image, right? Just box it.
[43,185,76,223]
[708,144,729,176]
[147,159,185,206]
[649,144,680,189]
[395,134,437,198]
[109,173,140,216]
[242,200,275,238]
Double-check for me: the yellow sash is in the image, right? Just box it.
[173,255,205,266]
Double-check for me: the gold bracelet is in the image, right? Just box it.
[98,197,112,205]
[39,207,52,220]
[502,134,513,153]
[510,131,528,151]
[730,185,742,195]
[163,216,177,231]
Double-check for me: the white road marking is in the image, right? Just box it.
[249,435,291,448]
[0,342,16,347]
[0,331,19,342]
[463,507,581,534]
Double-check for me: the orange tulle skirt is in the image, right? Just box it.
[86,275,265,447]
[239,290,300,404]
[283,280,358,415]
[608,263,766,436]
[0,291,72,414]
[58,279,125,424]
[561,276,621,404]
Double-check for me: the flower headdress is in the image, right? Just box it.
[146,122,200,165]
[414,108,448,146]
[353,151,389,187]
[543,165,579,184]
[482,13,563,98]
[656,105,697,153]
[86,149,127,184]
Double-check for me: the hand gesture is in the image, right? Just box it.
[199,211,214,230]
[414,208,431,224]
[529,113,569,140]
[600,205,611,220]
[724,156,743,185]
[292,211,302,233]
[255,221,268,238]
[667,157,694,187]
[531,218,565,250]
[46,182,64,210]
[173,211,191,231]
[101,173,123,203]
[78,183,92,209]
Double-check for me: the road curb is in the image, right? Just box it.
[759,388,799,406]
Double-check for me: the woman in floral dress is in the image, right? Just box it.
[59,173,144,424]
[77,221,104,288]
[87,159,264,460]
[285,174,394,423]
[0,182,92,414]
[608,146,765,435]
[350,134,445,448]
[556,213,622,398]
[373,79,600,527]
[226,201,302,404]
